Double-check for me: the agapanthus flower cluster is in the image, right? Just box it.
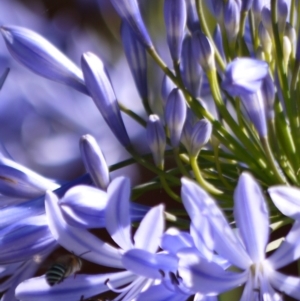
[2,0,300,300]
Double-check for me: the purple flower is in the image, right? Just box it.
[1,26,88,95]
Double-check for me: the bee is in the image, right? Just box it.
[46,254,82,286]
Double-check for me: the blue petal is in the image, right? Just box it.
[136,283,190,301]
[161,228,195,255]
[81,52,131,148]
[45,190,123,268]
[105,177,133,250]
[268,186,300,220]
[268,270,300,300]
[15,271,136,301]
[0,215,56,264]
[178,249,248,294]
[268,221,300,269]
[1,26,87,95]
[134,204,164,252]
[234,172,269,263]
[181,178,251,269]
[122,249,178,279]
[222,58,269,96]
[59,185,107,229]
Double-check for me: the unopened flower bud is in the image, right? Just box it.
[146,115,166,168]
[164,0,187,63]
[165,88,187,147]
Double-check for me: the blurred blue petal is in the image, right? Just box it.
[222,58,269,96]
[1,26,87,95]
[121,21,148,101]
[0,215,56,264]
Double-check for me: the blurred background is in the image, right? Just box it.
[0,0,167,182]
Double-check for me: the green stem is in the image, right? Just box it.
[190,155,223,195]
[260,136,288,184]
[159,175,181,202]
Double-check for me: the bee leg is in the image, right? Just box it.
[79,295,84,301]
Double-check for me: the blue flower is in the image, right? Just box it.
[179,173,300,299]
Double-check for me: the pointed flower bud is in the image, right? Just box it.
[285,23,296,58]
[186,0,200,33]
[277,0,288,34]
[261,74,275,120]
[224,0,241,42]
[192,31,215,71]
[109,0,153,48]
[283,35,292,69]
[164,0,187,63]
[261,7,273,38]
[213,24,226,63]
[181,34,202,97]
[161,74,176,108]
[241,90,268,137]
[121,21,148,101]
[222,58,269,96]
[258,22,272,56]
[146,115,166,168]
[182,119,212,157]
[241,0,254,11]
[165,88,187,147]
[1,26,87,95]
[206,0,223,21]
[81,52,131,148]
[80,134,110,190]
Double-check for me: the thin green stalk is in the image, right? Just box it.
[159,175,181,202]
[190,155,223,195]
[260,136,288,184]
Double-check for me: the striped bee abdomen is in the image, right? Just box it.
[46,254,82,286]
[46,262,68,286]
